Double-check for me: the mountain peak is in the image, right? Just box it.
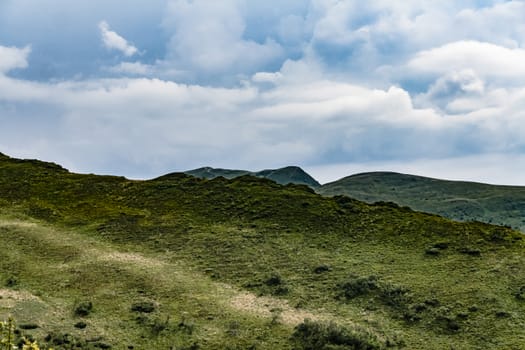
[184,165,320,188]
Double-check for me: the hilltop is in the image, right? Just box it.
[185,165,321,188]
[0,153,524,349]
[185,165,525,233]
[318,171,525,232]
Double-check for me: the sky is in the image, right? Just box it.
[1,0,525,184]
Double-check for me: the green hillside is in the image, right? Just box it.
[1,153,525,349]
[185,166,321,188]
[319,172,525,232]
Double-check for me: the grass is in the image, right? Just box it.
[0,153,525,348]
[0,216,292,349]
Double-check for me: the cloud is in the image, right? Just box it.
[251,72,283,84]
[108,62,154,76]
[2,1,525,186]
[99,21,138,57]
[1,52,525,183]
[304,1,525,87]
[414,69,486,113]
[407,41,525,82]
[160,0,285,83]
[0,45,31,74]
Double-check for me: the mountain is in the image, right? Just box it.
[185,165,321,188]
[0,153,524,349]
[318,171,525,232]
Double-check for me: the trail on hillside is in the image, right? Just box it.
[0,218,329,327]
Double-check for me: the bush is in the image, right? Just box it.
[131,301,156,313]
[424,248,440,256]
[5,276,18,288]
[434,315,460,332]
[74,301,93,317]
[338,275,410,307]
[515,286,525,301]
[18,323,39,330]
[339,275,379,299]
[264,274,283,286]
[459,247,481,256]
[379,283,411,309]
[74,321,87,329]
[432,242,449,249]
[313,265,331,274]
[262,273,290,295]
[291,319,384,350]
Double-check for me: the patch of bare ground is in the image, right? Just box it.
[230,291,322,326]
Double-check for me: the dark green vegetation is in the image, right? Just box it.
[186,167,525,234]
[319,171,525,232]
[1,152,525,349]
[185,166,321,188]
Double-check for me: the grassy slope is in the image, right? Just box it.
[0,154,525,349]
[319,171,525,232]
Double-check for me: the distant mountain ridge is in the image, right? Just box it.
[185,165,321,188]
[3,148,525,232]
[318,171,525,232]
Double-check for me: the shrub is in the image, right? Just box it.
[459,247,481,256]
[515,286,525,301]
[434,314,460,333]
[379,283,411,309]
[130,301,155,313]
[291,319,384,350]
[424,299,440,307]
[424,248,440,256]
[313,265,331,274]
[18,323,39,330]
[74,301,93,317]
[262,273,290,295]
[339,275,379,299]
[5,276,18,288]
[432,242,449,249]
[495,311,511,318]
[74,321,87,329]
[264,274,283,286]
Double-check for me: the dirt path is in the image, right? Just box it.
[230,291,322,325]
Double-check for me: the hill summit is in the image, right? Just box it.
[185,165,321,188]
[318,171,525,232]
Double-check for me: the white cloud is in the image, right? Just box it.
[407,41,525,81]
[1,57,525,182]
[3,1,525,185]
[415,69,486,113]
[99,21,138,57]
[0,45,31,74]
[252,72,282,84]
[161,0,284,82]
